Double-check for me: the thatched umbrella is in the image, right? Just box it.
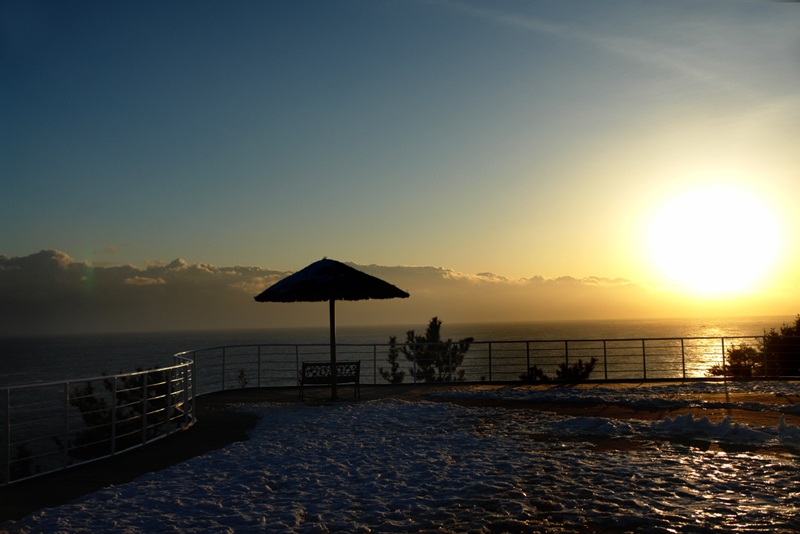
[254,258,409,400]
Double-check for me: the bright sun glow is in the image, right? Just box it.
[647,185,780,293]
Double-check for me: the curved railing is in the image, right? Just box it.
[2,356,195,486]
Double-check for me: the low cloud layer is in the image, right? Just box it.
[1,250,797,336]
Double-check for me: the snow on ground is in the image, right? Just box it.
[4,382,800,533]
[432,380,800,416]
[431,381,800,446]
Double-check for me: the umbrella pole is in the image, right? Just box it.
[329,298,338,401]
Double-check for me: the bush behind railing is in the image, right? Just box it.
[1,356,195,486]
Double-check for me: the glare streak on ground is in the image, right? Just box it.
[4,382,800,534]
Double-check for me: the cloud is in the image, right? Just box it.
[1,250,797,336]
[124,276,166,286]
[0,250,292,335]
[345,262,799,327]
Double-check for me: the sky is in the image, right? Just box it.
[2,0,800,335]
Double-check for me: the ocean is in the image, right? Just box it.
[0,315,793,388]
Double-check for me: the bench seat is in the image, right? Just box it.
[299,361,360,400]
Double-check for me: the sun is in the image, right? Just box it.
[647,185,780,293]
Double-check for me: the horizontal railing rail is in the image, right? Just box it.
[173,334,795,395]
[1,356,196,486]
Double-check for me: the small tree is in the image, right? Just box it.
[519,365,549,383]
[379,336,406,384]
[237,368,249,388]
[708,344,762,378]
[556,357,598,381]
[10,444,37,481]
[66,368,174,461]
[761,315,800,376]
[397,317,473,383]
[520,358,598,382]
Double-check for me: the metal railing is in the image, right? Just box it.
[175,335,783,393]
[4,333,795,486]
[1,356,195,486]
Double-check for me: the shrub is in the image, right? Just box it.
[237,368,248,388]
[384,317,473,383]
[379,336,406,384]
[707,344,763,378]
[556,357,598,381]
[10,445,37,481]
[704,315,800,378]
[520,358,598,382]
[761,315,800,376]
[66,368,175,461]
[519,365,550,383]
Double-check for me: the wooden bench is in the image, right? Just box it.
[299,361,361,400]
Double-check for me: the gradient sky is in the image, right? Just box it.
[2,0,800,333]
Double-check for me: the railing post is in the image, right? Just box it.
[603,340,608,381]
[373,344,377,384]
[257,345,262,388]
[564,341,569,367]
[63,382,70,468]
[141,372,148,445]
[295,346,300,387]
[191,358,197,423]
[221,347,226,391]
[166,369,173,435]
[526,341,530,374]
[721,337,726,375]
[488,342,492,382]
[680,339,686,379]
[182,363,189,426]
[413,350,417,384]
[642,339,646,380]
[111,377,117,455]
[5,388,10,485]
[448,343,453,382]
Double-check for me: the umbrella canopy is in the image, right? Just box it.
[254,259,409,400]
[254,258,410,303]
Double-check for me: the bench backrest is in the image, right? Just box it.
[301,361,360,384]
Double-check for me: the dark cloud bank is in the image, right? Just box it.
[1,250,795,336]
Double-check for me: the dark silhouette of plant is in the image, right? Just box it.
[65,380,113,460]
[66,368,175,461]
[10,444,37,481]
[237,368,248,388]
[519,365,550,383]
[519,358,597,382]
[395,317,474,383]
[556,357,598,380]
[761,315,800,376]
[379,336,406,384]
[707,344,763,378]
